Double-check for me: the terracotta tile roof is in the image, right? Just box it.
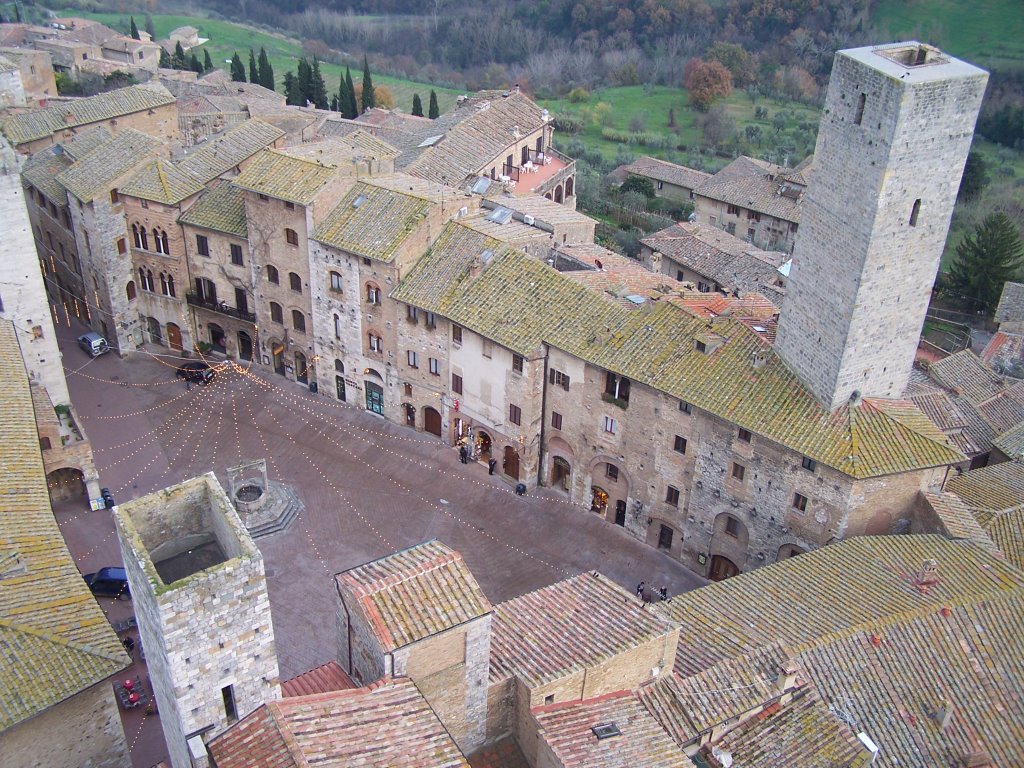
[209,678,471,768]
[910,389,986,456]
[59,125,113,161]
[178,183,247,237]
[175,119,284,184]
[920,492,999,554]
[994,421,1024,460]
[946,462,1024,518]
[985,506,1024,572]
[614,155,712,190]
[695,155,803,223]
[313,179,435,262]
[56,128,162,203]
[489,571,676,687]
[699,686,871,768]
[483,194,596,227]
[335,540,491,653]
[994,281,1024,325]
[929,350,1007,404]
[394,224,962,478]
[232,148,338,205]
[281,661,357,698]
[533,691,690,768]
[21,147,71,201]
[467,736,530,768]
[981,330,1024,371]
[2,82,175,144]
[119,158,204,204]
[976,391,1024,435]
[640,221,786,300]
[652,535,1024,678]
[0,321,129,731]
[406,92,547,185]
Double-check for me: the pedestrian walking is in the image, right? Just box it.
[488,458,497,475]
[659,585,668,601]
[636,581,645,599]
[459,445,468,464]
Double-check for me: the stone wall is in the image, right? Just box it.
[0,69,25,108]
[18,100,178,155]
[0,681,130,768]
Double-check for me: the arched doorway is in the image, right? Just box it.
[271,342,286,376]
[475,431,492,461]
[551,456,571,491]
[47,467,85,504]
[590,485,609,516]
[146,316,162,345]
[167,322,183,351]
[503,445,520,480]
[209,323,226,353]
[404,403,416,427]
[554,185,563,204]
[237,331,253,361]
[294,351,308,384]
[365,381,384,415]
[709,555,739,581]
[424,407,442,437]
[565,176,574,197]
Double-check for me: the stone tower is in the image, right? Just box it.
[774,43,988,410]
[114,473,280,768]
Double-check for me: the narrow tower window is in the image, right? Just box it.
[854,92,866,125]
[909,199,921,227]
[222,685,237,722]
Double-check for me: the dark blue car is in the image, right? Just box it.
[83,566,130,599]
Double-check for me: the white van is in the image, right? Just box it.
[77,331,110,357]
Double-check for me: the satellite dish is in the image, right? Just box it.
[595,259,603,270]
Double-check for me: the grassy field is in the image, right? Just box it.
[873,0,1024,70]
[542,85,822,170]
[76,11,462,114]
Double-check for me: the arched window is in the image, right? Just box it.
[266,264,279,284]
[330,271,343,292]
[152,228,162,254]
[160,272,169,295]
[335,358,345,373]
[270,301,283,323]
[166,274,175,297]
[139,268,154,292]
[366,283,381,305]
[289,272,302,293]
[292,309,306,332]
[126,280,136,301]
[160,229,169,255]
[140,227,149,250]
[132,223,141,248]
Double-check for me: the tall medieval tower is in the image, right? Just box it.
[774,43,988,410]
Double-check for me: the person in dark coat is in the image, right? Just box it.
[636,581,645,599]
[459,445,468,463]
[488,458,497,475]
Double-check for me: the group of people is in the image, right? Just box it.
[458,443,498,476]
[636,581,669,602]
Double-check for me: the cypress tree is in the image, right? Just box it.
[189,53,202,74]
[345,67,358,119]
[411,93,423,117]
[248,49,258,84]
[284,71,302,106]
[203,49,213,72]
[129,16,140,40]
[172,41,186,70]
[330,94,338,112]
[257,47,274,91]
[337,75,351,119]
[159,47,171,69]
[428,90,439,119]
[309,57,328,109]
[360,55,375,113]
[144,13,155,40]
[230,52,246,82]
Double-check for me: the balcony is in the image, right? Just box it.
[186,293,256,324]
[498,148,575,201]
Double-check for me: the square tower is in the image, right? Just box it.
[114,473,280,768]
[774,43,988,409]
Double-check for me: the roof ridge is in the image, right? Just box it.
[0,616,128,665]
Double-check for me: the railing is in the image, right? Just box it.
[186,293,256,324]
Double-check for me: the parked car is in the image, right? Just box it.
[83,566,130,599]
[175,361,215,384]
[76,331,109,357]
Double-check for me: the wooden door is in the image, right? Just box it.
[166,323,183,351]
[503,445,520,480]
[709,555,739,582]
[424,407,442,436]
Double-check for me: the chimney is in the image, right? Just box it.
[913,559,940,593]
[751,349,769,370]
[962,752,994,768]
[776,659,800,704]
[934,698,955,730]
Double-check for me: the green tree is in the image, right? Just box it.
[705,42,755,86]
[360,55,375,113]
[257,47,274,91]
[947,212,1024,314]
[345,67,358,118]
[411,93,423,117]
[159,47,171,69]
[621,175,657,198]
[144,13,155,40]
[337,74,353,118]
[129,16,140,40]
[428,90,439,119]
[230,52,246,82]
[309,57,328,109]
[248,49,258,84]
[189,53,202,74]
[958,151,989,202]
[203,49,213,73]
[330,94,338,111]
[297,57,312,105]
[284,71,302,106]
[172,41,186,70]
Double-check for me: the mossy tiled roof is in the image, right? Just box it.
[1,82,175,144]
[0,321,129,730]
[946,462,1024,517]
[393,223,962,478]
[119,157,204,204]
[232,148,337,205]
[313,180,433,262]
[21,147,71,202]
[176,119,284,185]
[994,420,1024,460]
[56,128,161,203]
[179,183,248,237]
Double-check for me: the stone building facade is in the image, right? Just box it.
[775,43,989,410]
[114,473,280,768]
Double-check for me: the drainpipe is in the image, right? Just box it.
[537,344,550,487]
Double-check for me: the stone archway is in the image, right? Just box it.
[47,467,85,504]
[167,322,183,351]
[424,407,442,437]
[554,185,563,204]
[551,456,571,491]
[565,176,575,197]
